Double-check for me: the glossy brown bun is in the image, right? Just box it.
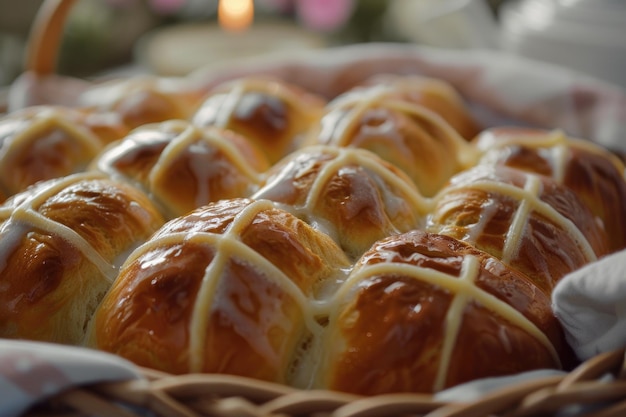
[78,76,204,130]
[91,120,270,219]
[0,106,128,197]
[474,127,626,252]
[0,172,165,345]
[306,85,479,197]
[427,165,610,294]
[88,198,351,385]
[358,74,482,140]
[319,230,569,395]
[192,77,326,164]
[253,145,429,260]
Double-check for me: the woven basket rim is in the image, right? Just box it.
[25,348,626,417]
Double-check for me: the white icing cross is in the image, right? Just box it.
[335,252,561,392]
[0,172,117,283]
[449,174,597,266]
[0,109,102,164]
[208,78,303,130]
[303,146,429,217]
[323,86,477,169]
[123,200,326,373]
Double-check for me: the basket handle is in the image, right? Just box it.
[25,0,78,75]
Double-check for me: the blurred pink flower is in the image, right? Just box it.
[262,0,355,31]
[104,0,355,25]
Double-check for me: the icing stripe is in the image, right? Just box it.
[210,78,307,130]
[1,111,102,163]
[324,87,477,168]
[434,255,480,391]
[0,172,117,282]
[336,259,561,387]
[304,147,430,216]
[444,177,598,262]
[501,176,541,263]
[11,208,116,282]
[184,200,321,371]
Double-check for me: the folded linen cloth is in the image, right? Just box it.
[0,340,141,417]
[552,249,626,361]
[435,369,567,402]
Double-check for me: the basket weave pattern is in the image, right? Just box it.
[22,348,626,416]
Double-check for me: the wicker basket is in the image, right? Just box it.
[10,0,626,415]
[18,348,626,417]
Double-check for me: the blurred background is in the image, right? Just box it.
[0,0,625,90]
[0,0,505,86]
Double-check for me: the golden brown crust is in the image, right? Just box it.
[306,86,479,197]
[90,198,351,383]
[475,127,626,252]
[358,74,482,140]
[192,77,326,164]
[320,230,568,394]
[78,76,204,130]
[0,106,127,197]
[253,145,429,260]
[92,120,270,219]
[428,165,610,294]
[0,173,164,344]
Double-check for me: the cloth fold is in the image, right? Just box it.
[0,340,141,417]
[552,249,626,361]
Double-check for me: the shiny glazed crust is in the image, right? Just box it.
[253,145,429,260]
[475,127,626,252]
[357,74,482,140]
[192,77,327,164]
[92,120,270,219]
[320,230,569,394]
[428,164,610,294]
[89,198,351,385]
[0,106,128,197]
[0,173,164,344]
[78,76,205,130]
[306,83,479,197]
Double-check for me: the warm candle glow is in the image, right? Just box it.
[218,0,254,32]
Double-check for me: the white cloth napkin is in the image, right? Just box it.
[0,340,141,417]
[552,249,626,361]
[435,369,567,402]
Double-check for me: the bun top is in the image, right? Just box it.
[306,80,479,196]
[321,229,570,394]
[475,127,626,252]
[193,77,327,164]
[92,119,270,219]
[254,145,429,260]
[78,76,205,131]
[0,105,127,197]
[89,198,351,381]
[0,172,164,344]
[429,163,610,294]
